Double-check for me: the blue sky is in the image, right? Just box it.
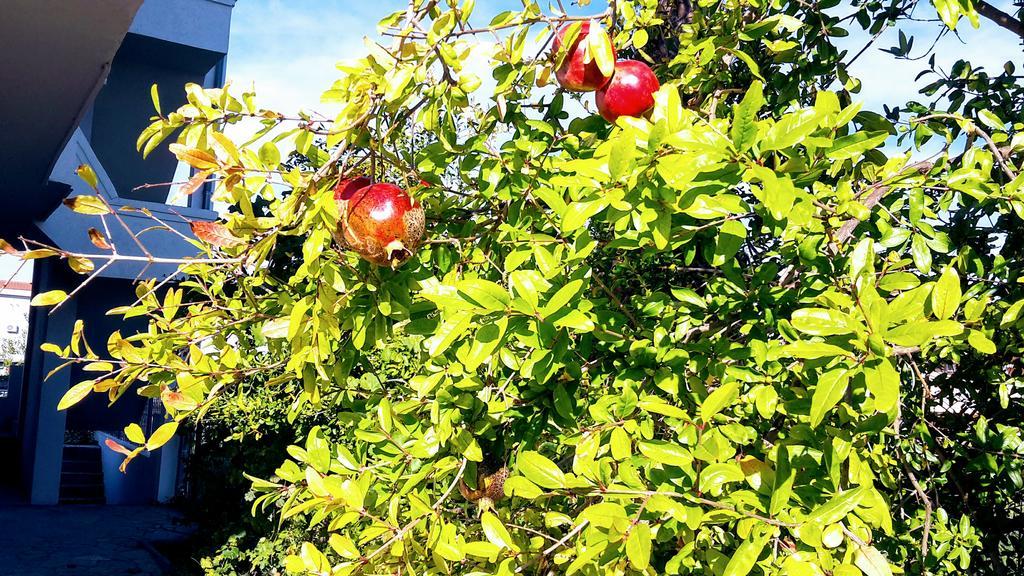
[1,0,1019,284]
[224,0,1021,117]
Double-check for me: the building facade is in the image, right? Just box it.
[0,0,235,505]
[0,281,31,369]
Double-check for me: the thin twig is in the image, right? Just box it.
[356,458,468,571]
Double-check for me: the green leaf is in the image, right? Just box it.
[854,544,895,576]
[383,67,414,102]
[933,0,964,29]
[608,134,637,181]
[826,131,889,161]
[580,502,628,529]
[700,462,745,494]
[791,308,856,336]
[541,279,584,318]
[587,25,615,78]
[780,341,850,359]
[638,398,690,420]
[632,28,649,49]
[125,423,146,445]
[863,358,899,413]
[911,234,932,273]
[810,368,852,428]
[150,83,161,114]
[459,318,507,372]
[146,421,178,450]
[377,397,393,432]
[481,512,520,552]
[1001,299,1024,326]
[885,320,962,346]
[731,81,764,152]
[517,451,566,488]
[260,317,289,339]
[337,478,365,510]
[701,381,739,423]
[561,199,607,233]
[723,533,767,576]
[458,279,510,311]
[977,109,1004,131]
[712,219,747,267]
[328,534,360,559]
[463,541,501,560]
[259,141,281,167]
[425,312,473,357]
[57,381,93,411]
[770,447,794,515]
[626,522,652,570]
[967,330,996,354]
[31,290,68,307]
[638,440,693,468]
[723,47,763,80]
[610,427,632,460]
[762,108,821,151]
[931,266,961,320]
[807,486,866,525]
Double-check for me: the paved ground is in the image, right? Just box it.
[0,502,191,575]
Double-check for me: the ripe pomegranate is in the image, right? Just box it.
[333,179,425,267]
[552,22,615,92]
[334,175,372,202]
[594,60,660,123]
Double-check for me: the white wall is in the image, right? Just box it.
[0,284,31,367]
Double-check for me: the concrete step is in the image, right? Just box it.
[62,444,100,459]
[61,470,103,481]
[58,496,105,505]
[59,483,104,503]
[62,459,102,474]
[60,443,104,504]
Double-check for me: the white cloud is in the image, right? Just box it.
[226,0,402,116]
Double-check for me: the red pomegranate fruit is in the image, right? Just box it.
[553,22,615,92]
[333,180,425,267]
[594,60,660,123]
[334,175,372,202]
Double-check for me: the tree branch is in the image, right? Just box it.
[833,160,936,246]
[974,0,1023,39]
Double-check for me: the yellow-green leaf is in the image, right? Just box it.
[810,368,852,428]
[76,164,99,189]
[517,451,566,489]
[146,421,179,450]
[31,290,68,307]
[481,512,520,552]
[57,381,94,411]
[723,532,767,576]
[701,380,739,423]
[967,330,996,354]
[626,522,652,570]
[125,423,146,445]
[854,543,895,576]
[63,195,110,215]
[931,266,961,320]
[587,25,615,78]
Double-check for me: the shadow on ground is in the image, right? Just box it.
[0,498,193,576]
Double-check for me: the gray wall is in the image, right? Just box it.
[63,277,150,433]
[90,34,225,204]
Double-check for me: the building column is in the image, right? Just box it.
[20,259,78,505]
